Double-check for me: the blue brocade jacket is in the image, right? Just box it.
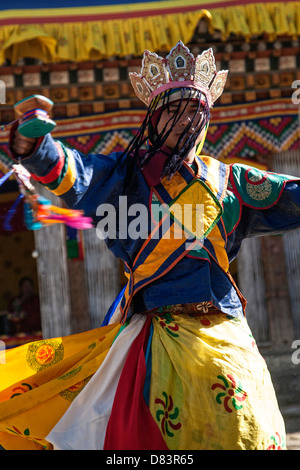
[16,134,300,319]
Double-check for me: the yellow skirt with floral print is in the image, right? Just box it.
[148,312,286,450]
[0,312,286,450]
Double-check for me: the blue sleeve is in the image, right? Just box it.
[238,181,300,237]
[18,133,130,219]
[227,181,300,261]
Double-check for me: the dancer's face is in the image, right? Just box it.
[155,98,208,160]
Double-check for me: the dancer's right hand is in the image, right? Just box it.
[11,128,38,158]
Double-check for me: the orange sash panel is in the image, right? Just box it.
[119,157,229,321]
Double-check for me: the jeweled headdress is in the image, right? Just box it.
[129,41,228,108]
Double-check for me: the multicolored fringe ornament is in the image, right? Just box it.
[1,164,93,231]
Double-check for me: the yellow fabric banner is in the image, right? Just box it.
[0,321,120,449]
[0,2,299,64]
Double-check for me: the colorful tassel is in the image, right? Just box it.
[22,195,93,230]
[12,164,93,231]
[0,165,93,231]
[34,196,93,229]
[24,201,43,230]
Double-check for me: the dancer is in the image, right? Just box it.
[0,41,299,450]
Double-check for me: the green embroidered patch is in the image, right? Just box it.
[231,164,295,209]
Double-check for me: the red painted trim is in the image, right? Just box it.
[0,0,288,26]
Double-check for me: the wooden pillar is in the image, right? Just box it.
[237,237,269,344]
[282,230,300,338]
[82,228,120,328]
[272,149,300,339]
[33,184,72,338]
[67,257,90,333]
[261,235,295,347]
[33,184,120,335]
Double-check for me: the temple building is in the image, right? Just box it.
[0,1,299,431]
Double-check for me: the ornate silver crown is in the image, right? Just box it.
[129,41,228,108]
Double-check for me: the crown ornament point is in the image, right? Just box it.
[210,70,229,103]
[141,50,168,91]
[166,40,194,82]
[128,72,151,105]
[129,41,228,108]
[194,48,216,88]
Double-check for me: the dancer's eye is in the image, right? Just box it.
[167,104,178,114]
